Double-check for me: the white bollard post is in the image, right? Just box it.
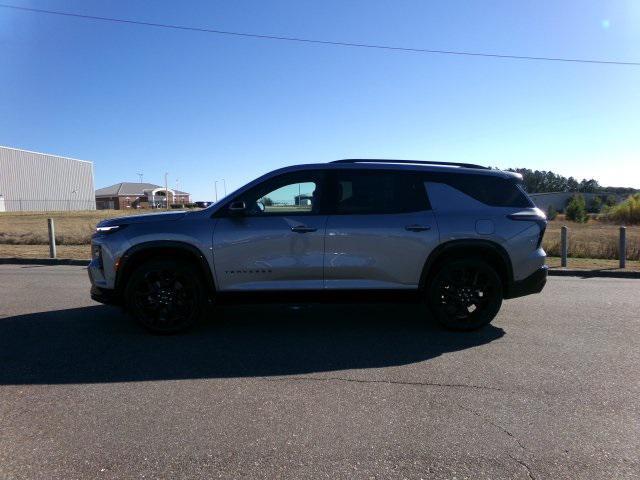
[47,218,57,259]
[561,226,568,268]
[619,226,626,269]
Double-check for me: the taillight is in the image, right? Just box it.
[536,224,546,248]
[507,210,547,249]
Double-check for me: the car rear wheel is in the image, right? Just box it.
[427,258,503,331]
[124,259,205,334]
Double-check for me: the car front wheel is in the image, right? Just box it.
[427,258,503,331]
[124,259,205,334]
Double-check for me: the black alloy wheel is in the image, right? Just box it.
[125,259,205,334]
[428,258,503,330]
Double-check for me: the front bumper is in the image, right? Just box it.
[505,265,548,299]
[88,263,121,305]
[90,285,121,305]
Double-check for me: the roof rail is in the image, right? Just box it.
[331,159,490,169]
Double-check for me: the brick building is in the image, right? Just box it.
[95,182,190,210]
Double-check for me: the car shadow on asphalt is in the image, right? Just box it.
[0,303,504,385]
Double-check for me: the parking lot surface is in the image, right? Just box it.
[0,265,638,479]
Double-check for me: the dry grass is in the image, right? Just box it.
[0,244,90,259]
[546,256,640,271]
[543,216,640,261]
[1,210,639,263]
[3,244,639,273]
[2,245,640,273]
[0,210,151,245]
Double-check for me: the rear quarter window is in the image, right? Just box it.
[427,174,533,208]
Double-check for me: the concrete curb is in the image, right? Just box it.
[1,258,639,279]
[0,258,90,266]
[548,269,640,279]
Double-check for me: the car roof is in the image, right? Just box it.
[275,160,519,180]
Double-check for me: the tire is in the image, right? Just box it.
[124,259,206,334]
[427,258,503,331]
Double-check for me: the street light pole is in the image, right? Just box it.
[214,181,218,202]
[164,172,169,210]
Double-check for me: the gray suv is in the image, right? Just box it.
[89,160,547,333]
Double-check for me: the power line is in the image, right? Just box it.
[1,3,639,67]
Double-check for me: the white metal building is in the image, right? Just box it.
[0,146,95,212]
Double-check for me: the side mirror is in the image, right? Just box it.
[228,200,246,214]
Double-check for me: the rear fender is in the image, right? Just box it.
[420,239,513,292]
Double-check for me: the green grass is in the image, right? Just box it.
[604,193,640,224]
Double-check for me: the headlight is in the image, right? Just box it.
[95,225,125,234]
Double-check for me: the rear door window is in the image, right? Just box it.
[328,171,430,214]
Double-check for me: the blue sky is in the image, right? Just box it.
[1,0,639,200]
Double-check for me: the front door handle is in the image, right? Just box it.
[291,225,317,233]
[405,224,431,232]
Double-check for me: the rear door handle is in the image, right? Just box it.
[291,225,317,233]
[405,224,431,232]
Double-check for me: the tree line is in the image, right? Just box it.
[505,168,637,194]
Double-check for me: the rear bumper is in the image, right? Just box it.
[506,265,548,299]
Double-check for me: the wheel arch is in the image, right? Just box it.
[420,239,514,292]
[115,241,216,296]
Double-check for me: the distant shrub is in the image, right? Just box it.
[605,193,640,225]
[605,195,618,207]
[565,194,588,223]
[587,196,602,213]
[546,205,558,220]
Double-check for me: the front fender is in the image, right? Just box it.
[115,240,216,295]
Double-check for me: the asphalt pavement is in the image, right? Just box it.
[0,265,638,479]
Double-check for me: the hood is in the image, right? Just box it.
[97,211,188,227]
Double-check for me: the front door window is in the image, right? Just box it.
[238,172,323,216]
[255,182,318,215]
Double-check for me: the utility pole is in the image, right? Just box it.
[137,172,143,183]
[214,181,218,202]
[164,172,169,210]
[222,179,227,197]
